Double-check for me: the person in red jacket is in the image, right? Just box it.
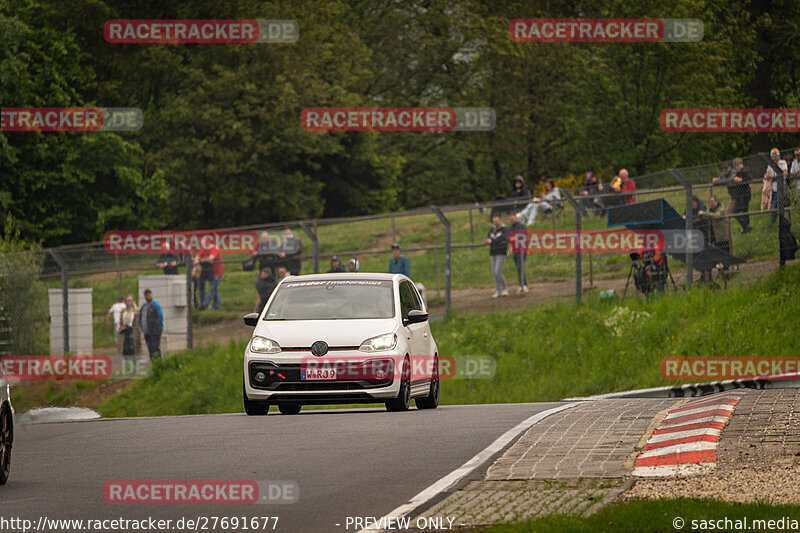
[618,169,636,204]
[199,243,225,310]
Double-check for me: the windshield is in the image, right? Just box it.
[264,279,395,320]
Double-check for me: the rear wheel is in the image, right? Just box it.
[243,383,269,416]
[278,403,301,415]
[385,358,410,412]
[415,355,439,410]
[0,403,12,485]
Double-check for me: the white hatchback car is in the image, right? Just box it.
[0,378,12,485]
[242,273,439,415]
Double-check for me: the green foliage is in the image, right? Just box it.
[2,0,797,246]
[0,215,48,355]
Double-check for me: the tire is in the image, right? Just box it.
[415,355,439,410]
[243,383,269,416]
[278,403,301,415]
[385,358,411,412]
[0,403,12,485]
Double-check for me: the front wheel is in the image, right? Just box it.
[415,355,439,410]
[243,383,269,416]
[385,359,410,412]
[0,403,12,485]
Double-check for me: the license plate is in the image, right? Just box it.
[301,368,337,380]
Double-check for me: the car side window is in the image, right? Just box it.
[399,281,414,319]
[409,284,423,311]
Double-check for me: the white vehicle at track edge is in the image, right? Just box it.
[242,273,439,415]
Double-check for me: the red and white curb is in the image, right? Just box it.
[632,390,747,477]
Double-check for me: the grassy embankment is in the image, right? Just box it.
[92,264,800,417]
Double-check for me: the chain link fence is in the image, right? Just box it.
[1,148,798,358]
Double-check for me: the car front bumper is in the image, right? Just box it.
[243,351,404,404]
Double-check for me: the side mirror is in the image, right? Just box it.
[243,313,259,327]
[404,309,429,325]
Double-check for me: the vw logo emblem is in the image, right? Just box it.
[311,341,328,357]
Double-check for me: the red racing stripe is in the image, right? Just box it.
[669,398,739,413]
[636,449,715,467]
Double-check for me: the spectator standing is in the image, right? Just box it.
[139,289,163,360]
[280,228,303,275]
[619,169,636,205]
[251,231,279,276]
[484,214,509,298]
[703,195,732,254]
[790,149,800,197]
[118,295,141,367]
[505,175,531,214]
[199,243,224,310]
[276,265,290,281]
[328,255,345,272]
[254,267,276,314]
[729,158,753,233]
[519,178,563,225]
[105,296,126,354]
[764,148,788,223]
[347,258,360,272]
[388,243,410,277]
[155,241,179,274]
[191,255,207,309]
[508,212,528,293]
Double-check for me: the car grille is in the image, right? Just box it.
[248,362,392,391]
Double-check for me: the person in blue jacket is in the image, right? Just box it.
[139,289,164,360]
[388,243,410,277]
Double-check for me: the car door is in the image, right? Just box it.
[399,281,428,393]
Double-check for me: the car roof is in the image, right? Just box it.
[281,272,403,282]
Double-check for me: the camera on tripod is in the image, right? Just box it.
[630,249,667,295]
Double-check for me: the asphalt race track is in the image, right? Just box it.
[5,403,563,532]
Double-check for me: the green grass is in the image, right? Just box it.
[96,264,800,417]
[476,498,800,532]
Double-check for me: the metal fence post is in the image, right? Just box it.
[669,168,693,289]
[430,206,451,318]
[299,222,319,273]
[185,255,193,349]
[562,192,587,303]
[49,249,69,353]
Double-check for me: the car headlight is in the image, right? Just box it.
[250,336,281,354]
[359,333,397,352]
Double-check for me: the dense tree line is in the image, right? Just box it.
[2,0,798,246]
